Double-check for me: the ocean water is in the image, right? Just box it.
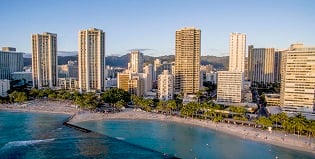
[0,111,174,159]
[77,120,315,159]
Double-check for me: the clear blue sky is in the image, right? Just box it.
[0,0,314,56]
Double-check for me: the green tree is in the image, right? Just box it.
[256,116,273,128]
[9,91,28,103]
[102,88,131,105]
[166,100,177,115]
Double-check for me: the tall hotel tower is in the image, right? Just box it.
[280,43,315,113]
[129,50,144,73]
[217,33,246,103]
[229,33,246,72]
[78,28,105,92]
[175,27,201,94]
[32,32,58,89]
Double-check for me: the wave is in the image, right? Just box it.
[115,137,125,140]
[1,138,55,150]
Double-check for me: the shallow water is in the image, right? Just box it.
[0,111,173,159]
[77,120,315,159]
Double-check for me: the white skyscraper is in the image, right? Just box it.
[78,28,105,92]
[217,32,246,103]
[32,32,58,89]
[229,33,246,72]
[158,70,174,101]
[130,50,144,73]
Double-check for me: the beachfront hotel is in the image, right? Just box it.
[248,46,280,84]
[217,71,243,103]
[32,32,58,89]
[78,28,105,92]
[0,47,24,80]
[217,33,246,103]
[229,32,246,72]
[174,27,201,95]
[158,70,174,101]
[280,43,315,113]
[129,50,144,73]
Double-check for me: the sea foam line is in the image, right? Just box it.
[1,138,55,150]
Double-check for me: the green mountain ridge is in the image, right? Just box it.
[24,54,229,70]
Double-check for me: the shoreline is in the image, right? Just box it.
[1,101,315,154]
[0,100,77,115]
[69,109,315,154]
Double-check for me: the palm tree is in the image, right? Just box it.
[256,116,273,129]
[292,114,307,137]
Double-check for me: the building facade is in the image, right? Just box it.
[158,70,174,101]
[78,28,105,92]
[0,79,10,97]
[32,32,58,89]
[248,46,277,84]
[117,72,130,92]
[217,71,243,103]
[175,27,201,95]
[0,48,24,80]
[129,50,144,73]
[280,43,315,113]
[229,33,246,72]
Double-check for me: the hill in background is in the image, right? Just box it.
[24,52,229,70]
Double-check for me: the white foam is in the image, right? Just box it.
[115,137,125,140]
[1,138,55,150]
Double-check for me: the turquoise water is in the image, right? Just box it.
[77,120,315,159]
[0,111,174,159]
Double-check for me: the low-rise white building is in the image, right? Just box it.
[158,70,174,101]
[0,79,10,97]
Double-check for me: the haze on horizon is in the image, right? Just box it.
[0,0,314,57]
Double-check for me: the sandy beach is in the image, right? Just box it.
[0,99,77,115]
[1,101,315,154]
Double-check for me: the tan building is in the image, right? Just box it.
[0,48,24,80]
[129,50,144,73]
[58,78,78,90]
[158,70,174,101]
[217,71,243,103]
[265,94,280,106]
[248,46,278,84]
[280,43,315,113]
[229,33,246,72]
[78,28,105,92]
[117,72,145,96]
[175,27,201,95]
[32,32,58,89]
[128,73,145,97]
[117,72,129,92]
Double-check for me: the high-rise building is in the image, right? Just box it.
[274,50,282,83]
[248,46,277,84]
[175,27,201,95]
[217,71,243,103]
[0,79,10,97]
[280,43,315,113]
[229,33,246,72]
[32,32,58,89]
[117,72,130,92]
[130,50,144,73]
[158,70,174,101]
[143,64,153,92]
[153,59,161,81]
[78,28,105,92]
[0,48,24,79]
[128,73,145,97]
